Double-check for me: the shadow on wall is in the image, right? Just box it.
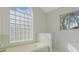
[68,43,78,52]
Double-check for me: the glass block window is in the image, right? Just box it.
[10,7,33,43]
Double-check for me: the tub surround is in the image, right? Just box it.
[5,42,49,52]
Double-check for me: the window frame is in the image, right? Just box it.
[9,7,33,43]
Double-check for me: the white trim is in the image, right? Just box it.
[10,39,33,43]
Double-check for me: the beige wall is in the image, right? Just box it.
[46,7,79,52]
[33,7,47,34]
[0,7,47,48]
[32,7,47,41]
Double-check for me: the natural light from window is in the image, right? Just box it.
[10,7,33,43]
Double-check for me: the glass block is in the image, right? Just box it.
[20,21,24,24]
[16,12,21,16]
[20,25,24,28]
[16,16,20,20]
[10,15,15,19]
[24,15,27,18]
[16,20,21,24]
[20,13,25,17]
[10,19,15,23]
[10,10,15,14]
[20,17,25,21]
[16,24,20,28]
[10,24,15,27]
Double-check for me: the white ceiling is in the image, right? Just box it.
[40,7,59,13]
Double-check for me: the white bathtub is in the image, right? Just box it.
[6,42,49,52]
